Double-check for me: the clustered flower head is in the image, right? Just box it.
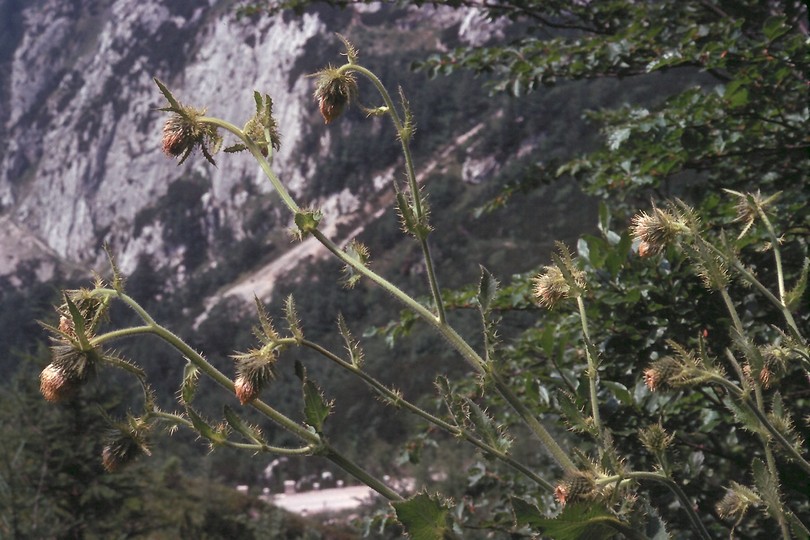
[723,188,780,239]
[630,204,689,257]
[313,66,358,124]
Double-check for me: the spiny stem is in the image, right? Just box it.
[719,288,792,540]
[300,339,554,491]
[198,116,300,214]
[313,231,572,472]
[338,63,446,323]
[576,296,603,443]
[613,471,712,540]
[89,289,401,498]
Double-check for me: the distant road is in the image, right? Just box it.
[268,485,377,514]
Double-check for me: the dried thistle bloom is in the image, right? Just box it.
[313,66,358,124]
[39,364,71,402]
[234,374,258,405]
[533,265,579,309]
[161,107,221,165]
[630,204,688,256]
[155,78,221,165]
[554,472,596,506]
[716,482,761,521]
[643,356,684,391]
[723,189,781,239]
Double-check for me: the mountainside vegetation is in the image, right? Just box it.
[2,0,808,538]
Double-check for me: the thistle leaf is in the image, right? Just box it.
[392,491,456,540]
[477,265,498,314]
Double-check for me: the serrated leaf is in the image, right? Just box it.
[392,492,455,540]
[153,77,182,111]
[253,90,263,113]
[64,294,91,350]
[224,144,247,153]
[303,380,332,432]
[185,407,223,443]
[785,257,808,312]
[477,265,498,313]
[337,314,363,368]
[180,362,199,404]
[752,458,784,523]
[224,405,264,445]
[527,503,622,539]
[558,391,591,433]
[465,398,511,453]
[511,496,545,528]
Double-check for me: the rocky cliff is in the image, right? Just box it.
[0,0,503,293]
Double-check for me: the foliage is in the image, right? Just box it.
[31,2,810,539]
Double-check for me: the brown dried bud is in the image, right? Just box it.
[102,423,151,472]
[313,67,358,124]
[39,364,73,402]
[234,374,259,405]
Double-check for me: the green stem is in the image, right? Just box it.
[706,242,802,342]
[321,444,403,501]
[709,373,810,475]
[758,210,786,303]
[718,289,793,540]
[576,296,603,441]
[338,63,446,323]
[198,116,300,214]
[310,227,572,471]
[615,471,712,540]
[90,289,401,498]
[300,339,554,491]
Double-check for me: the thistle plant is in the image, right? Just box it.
[37,36,808,539]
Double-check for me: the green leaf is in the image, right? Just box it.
[511,496,546,528]
[295,360,331,431]
[392,491,455,540]
[180,362,199,404]
[763,16,789,41]
[153,77,182,111]
[752,458,784,524]
[223,405,265,445]
[477,265,498,313]
[64,294,92,350]
[602,380,633,406]
[527,503,622,539]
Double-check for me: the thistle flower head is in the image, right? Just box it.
[554,472,597,506]
[716,482,761,521]
[723,189,781,239]
[639,423,674,455]
[643,356,685,391]
[630,204,689,256]
[533,265,570,309]
[155,78,222,165]
[102,417,152,472]
[39,363,72,402]
[313,66,358,124]
[232,345,279,405]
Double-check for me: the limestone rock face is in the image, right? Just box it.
[0,1,505,295]
[0,0,334,278]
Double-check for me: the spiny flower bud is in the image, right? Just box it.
[232,345,278,405]
[554,472,597,506]
[313,67,358,124]
[643,356,684,391]
[630,205,688,256]
[716,482,760,521]
[102,420,152,472]
[639,423,674,455]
